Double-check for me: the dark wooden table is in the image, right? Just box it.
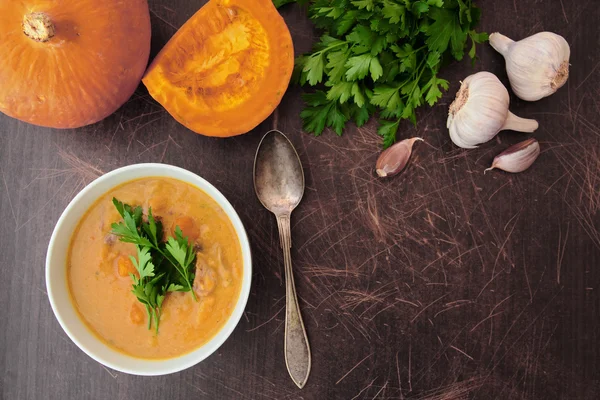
[1,1,599,399]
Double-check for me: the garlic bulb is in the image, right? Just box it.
[489,32,570,101]
[447,72,539,149]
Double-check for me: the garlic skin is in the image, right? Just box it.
[447,72,539,149]
[376,137,423,178]
[485,138,540,174]
[489,32,570,101]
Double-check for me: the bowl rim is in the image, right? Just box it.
[45,163,252,376]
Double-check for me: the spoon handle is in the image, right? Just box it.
[276,214,311,389]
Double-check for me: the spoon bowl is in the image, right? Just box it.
[254,130,305,215]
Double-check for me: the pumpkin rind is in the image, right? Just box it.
[142,0,294,137]
[0,0,151,129]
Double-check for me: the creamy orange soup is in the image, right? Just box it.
[67,177,243,359]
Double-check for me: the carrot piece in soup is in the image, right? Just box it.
[172,216,200,242]
[117,255,137,278]
[130,303,145,325]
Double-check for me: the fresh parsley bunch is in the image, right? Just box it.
[111,198,197,333]
[276,0,487,147]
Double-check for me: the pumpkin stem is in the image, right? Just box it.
[23,12,55,42]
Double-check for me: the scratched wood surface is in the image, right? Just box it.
[1,1,599,399]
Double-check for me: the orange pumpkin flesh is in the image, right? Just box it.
[142,0,294,137]
[0,1,151,129]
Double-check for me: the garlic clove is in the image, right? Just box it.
[489,32,570,101]
[485,138,540,174]
[376,137,423,178]
[447,71,539,149]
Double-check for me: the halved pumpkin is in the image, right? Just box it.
[142,0,294,137]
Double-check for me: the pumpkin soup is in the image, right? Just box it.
[67,177,243,359]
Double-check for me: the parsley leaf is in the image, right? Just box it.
[304,53,326,85]
[425,7,468,61]
[130,247,155,281]
[110,213,153,248]
[326,48,351,83]
[163,227,197,300]
[346,54,381,81]
[352,0,375,11]
[167,283,185,292]
[424,76,449,106]
[353,104,371,127]
[300,91,350,135]
[371,85,404,115]
[382,1,405,24]
[378,119,401,148]
[327,81,354,103]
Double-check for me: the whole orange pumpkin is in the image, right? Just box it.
[0,0,151,129]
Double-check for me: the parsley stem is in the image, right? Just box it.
[405,57,427,99]
[145,304,151,330]
[312,40,347,56]
[153,308,160,334]
[406,45,428,56]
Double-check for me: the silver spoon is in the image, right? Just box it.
[253,130,311,389]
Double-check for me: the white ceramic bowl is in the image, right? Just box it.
[45,163,252,375]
